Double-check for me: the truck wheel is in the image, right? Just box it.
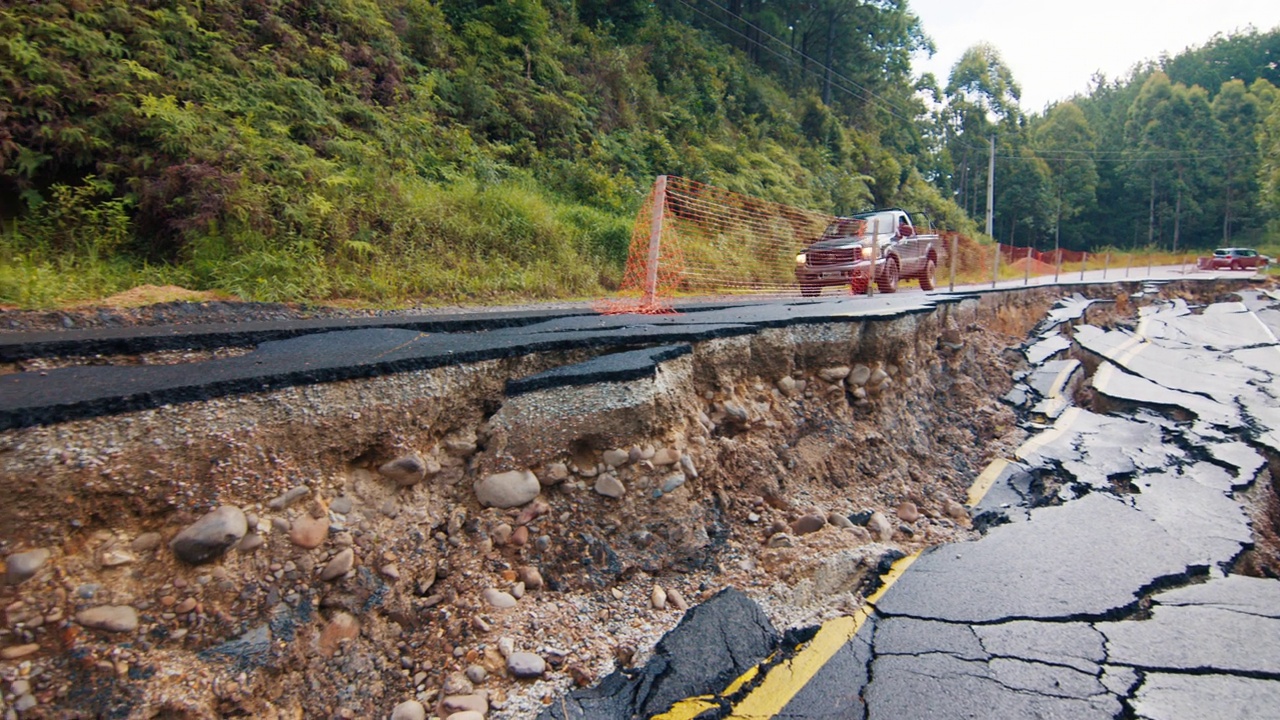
[877,258,900,294]
[801,284,819,297]
[920,257,937,291]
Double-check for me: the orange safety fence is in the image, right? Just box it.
[596,176,991,315]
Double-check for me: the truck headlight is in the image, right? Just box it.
[861,246,873,259]
[795,253,807,264]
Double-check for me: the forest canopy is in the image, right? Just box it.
[1,1,1277,305]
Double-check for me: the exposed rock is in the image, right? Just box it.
[516,498,550,525]
[0,644,39,660]
[652,448,680,466]
[767,533,796,548]
[827,513,854,529]
[944,499,969,519]
[510,525,529,547]
[722,402,750,425]
[475,470,540,509]
[896,501,920,523]
[76,605,138,633]
[492,523,513,546]
[679,454,698,479]
[379,454,430,486]
[651,585,668,610]
[445,711,484,720]
[869,367,889,386]
[174,598,197,614]
[818,366,851,383]
[129,532,163,553]
[667,587,689,611]
[440,693,486,714]
[595,473,625,498]
[330,496,354,515]
[507,651,546,679]
[482,588,517,609]
[320,548,355,581]
[516,566,544,590]
[390,700,426,720]
[602,449,630,468]
[542,462,570,486]
[867,512,894,542]
[5,548,49,585]
[442,671,474,696]
[777,376,798,396]
[238,533,264,552]
[289,515,329,549]
[444,438,478,457]
[267,485,310,510]
[660,472,686,494]
[465,664,488,684]
[170,506,247,564]
[319,612,359,657]
[849,364,872,386]
[791,514,826,535]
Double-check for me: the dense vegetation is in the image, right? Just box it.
[1,1,1277,306]
[927,28,1280,254]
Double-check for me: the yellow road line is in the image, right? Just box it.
[725,552,921,720]
[654,448,1041,720]
[1015,406,1082,463]
[966,458,1010,507]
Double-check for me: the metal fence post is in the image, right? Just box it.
[642,175,667,308]
[1103,251,1110,279]
[867,219,878,297]
[948,233,956,292]
[992,242,1000,288]
[1080,251,1087,281]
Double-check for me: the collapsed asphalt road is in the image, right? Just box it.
[548,288,1280,719]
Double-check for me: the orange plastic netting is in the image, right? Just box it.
[595,176,985,314]
[597,176,836,314]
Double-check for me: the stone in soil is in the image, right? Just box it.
[330,496,354,514]
[767,533,796,548]
[76,605,138,633]
[390,700,426,720]
[465,664,488,684]
[445,712,484,720]
[475,469,541,508]
[652,448,680,466]
[543,462,570,486]
[170,506,247,564]
[850,364,872,385]
[440,693,487,714]
[867,512,894,541]
[442,671,474,695]
[896,501,920,523]
[517,566,544,590]
[483,588,518,609]
[289,515,329,549]
[508,651,546,678]
[660,472,686,493]
[668,587,689,611]
[791,514,826,535]
[602,448,630,467]
[319,612,359,657]
[5,548,50,585]
[320,548,355,581]
[379,453,432,486]
[827,513,854,529]
[652,585,668,610]
[595,473,625,498]
[129,532,163,553]
[267,485,310,510]
[819,365,851,382]
[1,644,39,660]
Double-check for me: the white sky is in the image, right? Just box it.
[909,0,1280,113]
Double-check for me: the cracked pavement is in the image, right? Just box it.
[775,290,1280,719]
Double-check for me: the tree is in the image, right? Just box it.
[1033,102,1098,253]
[1211,79,1263,242]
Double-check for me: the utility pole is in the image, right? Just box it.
[985,135,995,238]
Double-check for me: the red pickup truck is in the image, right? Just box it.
[795,209,940,296]
[1203,248,1270,271]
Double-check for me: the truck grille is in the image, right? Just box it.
[808,249,857,266]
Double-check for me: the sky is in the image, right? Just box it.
[909,0,1280,113]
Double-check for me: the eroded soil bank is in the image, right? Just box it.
[0,281,1262,719]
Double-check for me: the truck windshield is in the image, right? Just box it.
[855,211,898,234]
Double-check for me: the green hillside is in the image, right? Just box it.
[0,0,964,306]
